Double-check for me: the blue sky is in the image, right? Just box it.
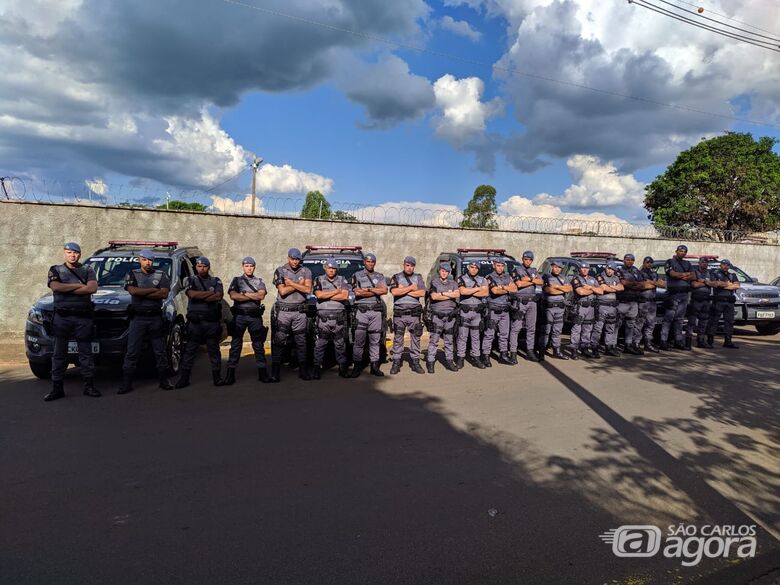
[2,0,779,223]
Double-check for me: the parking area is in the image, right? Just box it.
[1,329,778,585]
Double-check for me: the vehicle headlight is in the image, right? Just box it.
[27,307,45,324]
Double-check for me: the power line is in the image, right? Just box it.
[203,163,249,193]
[649,0,780,44]
[630,0,780,52]
[669,0,780,37]
[219,0,780,130]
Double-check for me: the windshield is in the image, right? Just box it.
[469,259,520,277]
[653,262,751,283]
[302,258,364,280]
[84,256,173,286]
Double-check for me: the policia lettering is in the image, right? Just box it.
[175,256,225,388]
[44,242,100,401]
[426,263,459,373]
[389,256,426,374]
[222,256,270,385]
[119,249,173,395]
[271,248,313,382]
[456,261,488,369]
[350,253,387,378]
[312,258,352,379]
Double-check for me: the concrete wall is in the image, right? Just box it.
[3,200,780,334]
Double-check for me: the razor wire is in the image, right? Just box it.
[2,177,777,244]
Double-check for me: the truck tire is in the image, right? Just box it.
[167,321,185,375]
[755,323,780,336]
[29,359,52,380]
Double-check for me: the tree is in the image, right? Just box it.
[645,132,780,237]
[332,210,357,221]
[157,200,207,212]
[300,190,332,219]
[461,184,499,229]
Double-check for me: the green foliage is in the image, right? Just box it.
[461,184,499,229]
[117,201,148,208]
[156,200,207,212]
[332,210,357,221]
[300,191,332,219]
[645,132,780,234]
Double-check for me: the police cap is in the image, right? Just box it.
[241,256,256,266]
[364,253,377,262]
[676,244,688,252]
[720,258,732,266]
[606,261,619,270]
[522,250,534,260]
[196,256,210,267]
[643,256,654,263]
[624,253,635,261]
[138,250,155,260]
[403,256,416,266]
[63,242,81,253]
[324,257,338,269]
[550,259,562,267]
[287,247,302,259]
[439,262,451,274]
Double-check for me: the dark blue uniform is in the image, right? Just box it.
[226,274,268,372]
[661,256,693,346]
[707,268,739,342]
[123,267,171,376]
[179,274,224,375]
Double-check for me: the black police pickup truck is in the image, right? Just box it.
[25,240,216,379]
[426,248,521,284]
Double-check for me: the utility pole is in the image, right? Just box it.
[251,156,263,215]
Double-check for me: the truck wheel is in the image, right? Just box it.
[755,323,780,336]
[167,321,185,374]
[29,359,52,379]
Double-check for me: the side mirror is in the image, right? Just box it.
[751,276,759,283]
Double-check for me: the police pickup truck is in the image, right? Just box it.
[24,240,220,379]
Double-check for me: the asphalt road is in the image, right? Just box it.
[1,330,779,585]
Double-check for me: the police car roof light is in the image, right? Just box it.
[457,248,506,254]
[686,254,719,260]
[570,251,616,258]
[108,240,178,249]
[304,245,362,252]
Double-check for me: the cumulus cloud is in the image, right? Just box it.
[499,196,627,223]
[337,54,435,129]
[438,16,482,41]
[0,0,430,185]
[432,74,503,143]
[356,200,464,226]
[533,155,645,209]
[255,164,334,195]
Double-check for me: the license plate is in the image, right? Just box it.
[756,311,776,319]
[68,341,100,354]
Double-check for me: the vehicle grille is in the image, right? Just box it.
[94,314,130,338]
[741,291,780,299]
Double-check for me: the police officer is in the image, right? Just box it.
[636,256,664,353]
[118,249,173,394]
[350,253,388,378]
[456,260,488,369]
[482,256,517,366]
[540,260,572,360]
[45,242,100,401]
[707,259,741,349]
[175,256,225,388]
[593,261,623,357]
[686,257,714,349]
[426,263,460,373]
[271,248,313,382]
[222,257,269,385]
[510,250,543,362]
[616,253,643,355]
[568,261,602,360]
[312,258,352,379]
[661,244,694,351]
[389,256,426,375]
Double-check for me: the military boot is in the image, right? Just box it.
[552,348,569,360]
[658,341,670,351]
[298,364,312,381]
[696,335,707,349]
[311,365,321,380]
[117,373,134,395]
[159,371,174,391]
[212,370,225,387]
[498,352,514,365]
[633,344,645,355]
[410,360,425,374]
[685,336,693,350]
[723,337,739,349]
[83,378,101,397]
[444,360,458,372]
[706,335,714,349]
[370,361,384,377]
[258,366,271,383]
[349,362,366,378]
[590,346,601,359]
[390,360,402,375]
[581,347,595,359]
[220,367,236,386]
[526,350,540,362]
[269,363,281,383]
[644,342,660,353]
[455,356,465,370]
[174,369,191,389]
[338,364,350,378]
[536,348,546,362]
[508,352,518,365]
[470,355,486,369]
[482,354,492,368]
[44,380,65,402]
[426,361,435,374]
[568,344,579,360]
[604,346,619,357]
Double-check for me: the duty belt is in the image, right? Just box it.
[487,306,509,314]
[276,304,306,313]
[667,289,690,295]
[576,299,596,307]
[54,307,93,317]
[132,306,163,316]
[691,294,711,301]
[637,297,656,303]
[355,303,382,312]
[317,309,346,320]
[234,307,264,317]
[714,296,736,303]
[459,305,482,313]
[430,308,457,318]
[598,300,618,307]
[394,306,422,316]
[514,297,534,305]
[545,301,566,308]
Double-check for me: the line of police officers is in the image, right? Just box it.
[42,243,741,401]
